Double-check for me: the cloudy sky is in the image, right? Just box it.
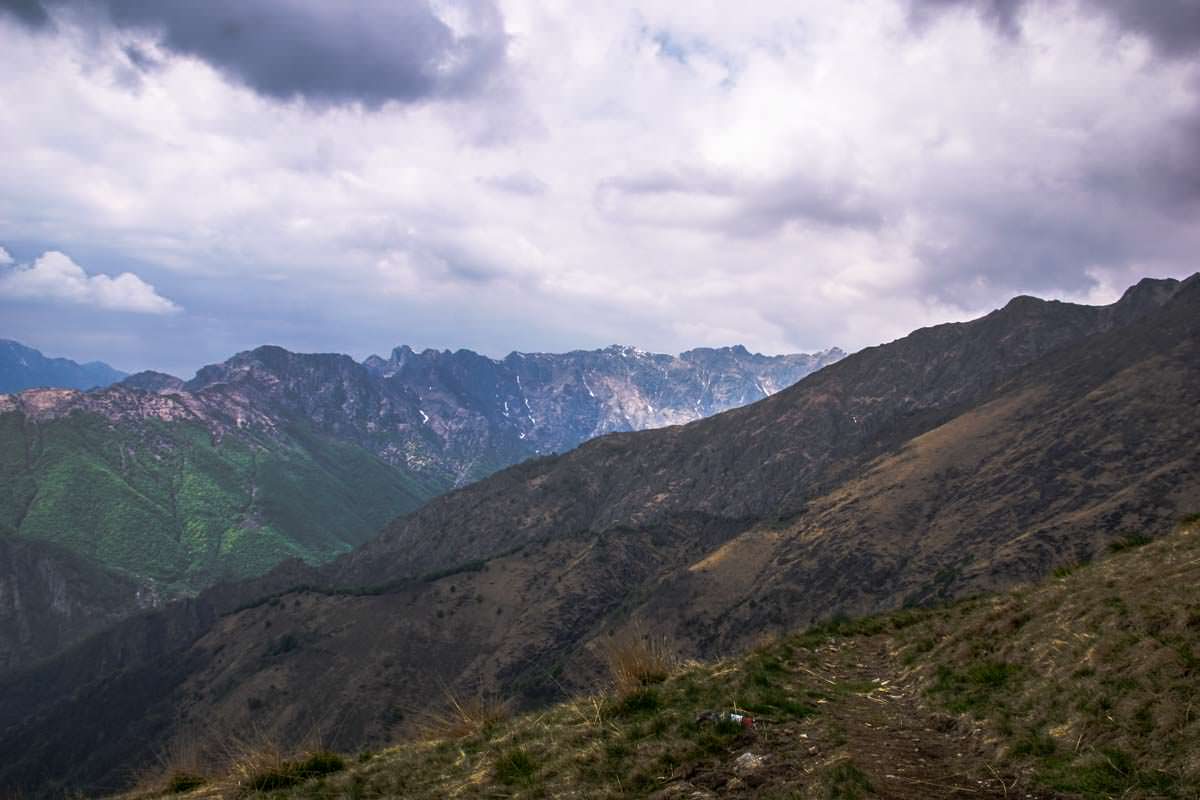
[1,0,1198,377]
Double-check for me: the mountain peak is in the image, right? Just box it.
[0,339,126,393]
[118,371,185,394]
[1115,275,1184,308]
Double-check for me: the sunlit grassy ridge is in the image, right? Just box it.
[0,411,441,591]
[908,517,1200,797]
[128,517,1199,799]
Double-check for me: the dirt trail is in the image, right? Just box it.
[662,635,1060,799]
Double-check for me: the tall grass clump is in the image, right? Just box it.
[128,730,212,797]
[218,727,344,795]
[420,686,511,739]
[602,628,677,697]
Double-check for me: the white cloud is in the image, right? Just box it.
[0,0,1196,373]
[0,246,11,265]
[0,251,180,314]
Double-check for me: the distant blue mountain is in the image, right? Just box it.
[0,339,127,393]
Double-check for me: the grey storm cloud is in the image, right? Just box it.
[596,168,882,237]
[908,0,1200,56]
[479,171,548,196]
[0,0,508,106]
[1084,112,1200,217]
[0,0,49,27]
[907,0,1023,37]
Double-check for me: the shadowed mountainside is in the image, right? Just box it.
[0,537,153,673]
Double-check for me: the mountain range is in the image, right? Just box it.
[0,339,126,394]
[0,342,840,670]
[1,274,1194,797]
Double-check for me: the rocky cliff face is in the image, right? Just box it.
[184,343,843,487]
[363,343,844,464]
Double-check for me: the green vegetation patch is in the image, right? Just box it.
[493,748,538,787]
[0,411,443,591]
[821,758,875,800]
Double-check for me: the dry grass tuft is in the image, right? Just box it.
[419,687,512,740]
[127,730,211,797]
[215,726,345,795]
[603,628,677,696]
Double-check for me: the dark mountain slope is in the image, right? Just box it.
[638,278,1200,649]
[0,537,152,673]
[336,277,1191,584]
[0,339,126,393]
[0,277,1195,797]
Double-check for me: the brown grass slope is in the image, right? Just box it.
[127,519,1200,800]
[1,276,1197,798]
[640,276,1200,650]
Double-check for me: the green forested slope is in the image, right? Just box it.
[0,410,442,592]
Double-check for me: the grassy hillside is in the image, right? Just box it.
[127,516,1199,800]
[0,411,442,592]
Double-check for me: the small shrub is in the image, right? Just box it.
[295,751,345,776]
[615,687,661,717]
[822,758,874,799]
[691,719,743,756]
[1108,534,1152,553]
[130,731,209,797]
[741,685,816,719]
[265,633,299,657]
[238,751,345,793]
[931,660,1019,714]
[967,660,1016,688]
[164,771,207,793]
[1011,731,1057,758]
[494,747,538,786]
